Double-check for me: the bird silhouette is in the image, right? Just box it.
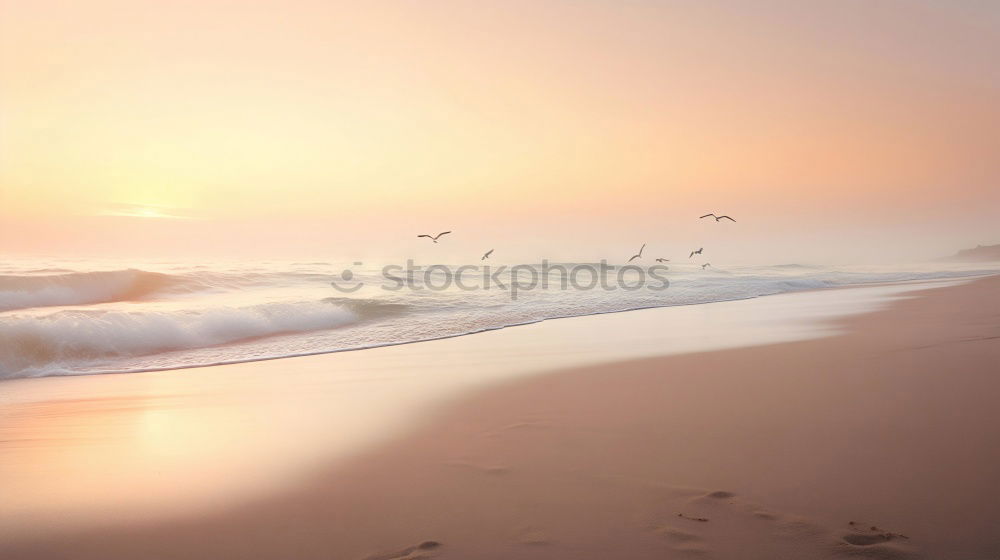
[655,258,669,263]
[701,263,711,269]
[627,243,646,263]
[689,247,703,258]
[417,231,451,243]
[481,249,494,260]
[700,213,736,222]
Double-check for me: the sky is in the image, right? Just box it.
[1,0,998,263]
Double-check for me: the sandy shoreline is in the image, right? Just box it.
[3,276,1000,559]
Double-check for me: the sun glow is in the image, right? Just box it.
[100,203,186,220]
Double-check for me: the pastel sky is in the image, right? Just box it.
[2,0,998,262]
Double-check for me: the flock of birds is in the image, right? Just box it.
[418,212,735,269]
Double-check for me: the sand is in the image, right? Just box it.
[2,276,999,559]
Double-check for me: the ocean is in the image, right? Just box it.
[1,257,996,379]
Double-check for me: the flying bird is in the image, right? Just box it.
[627,243,646,263]
[655,258,669,263]
[417,231,451,243]
[700,213,736,222]
[481,249,494,260]
[702,263,711,269]
[689,247,703,258]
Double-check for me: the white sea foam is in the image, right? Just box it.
[0,302,358,377]
[0,260,995,379]
[0,269,194,311]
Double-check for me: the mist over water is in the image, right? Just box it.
[1,258,996,379]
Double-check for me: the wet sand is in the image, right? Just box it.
[2,277,999,559]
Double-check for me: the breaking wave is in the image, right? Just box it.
[0,259,996,380]
[0,301,361,378]
[0,269,198,312]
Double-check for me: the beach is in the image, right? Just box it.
[2,276,999,559]
[6,2,998,556]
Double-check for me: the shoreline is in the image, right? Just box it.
[2,273,988,381]
[3,276,1000,558]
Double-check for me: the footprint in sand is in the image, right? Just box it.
[833,538,915,559]
[835,523,915,559]
[361,540,441,560]
[647,487,920,559]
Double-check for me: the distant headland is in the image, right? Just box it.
[943,244,1000,262]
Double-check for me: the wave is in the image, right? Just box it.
[1,262,996,380]
[0,268,341,312]
[0,301,360,378]
[771,263,815,269]
[321,296,412,318]
[0,269,201,312]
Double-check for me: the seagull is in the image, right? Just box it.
[702,263,711,269]
[417,231,451,243]
[700,213,736,222]
[481,249,494,260]
[627,243,646,263]
[655,258,669,263]
[689,247,703,258]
